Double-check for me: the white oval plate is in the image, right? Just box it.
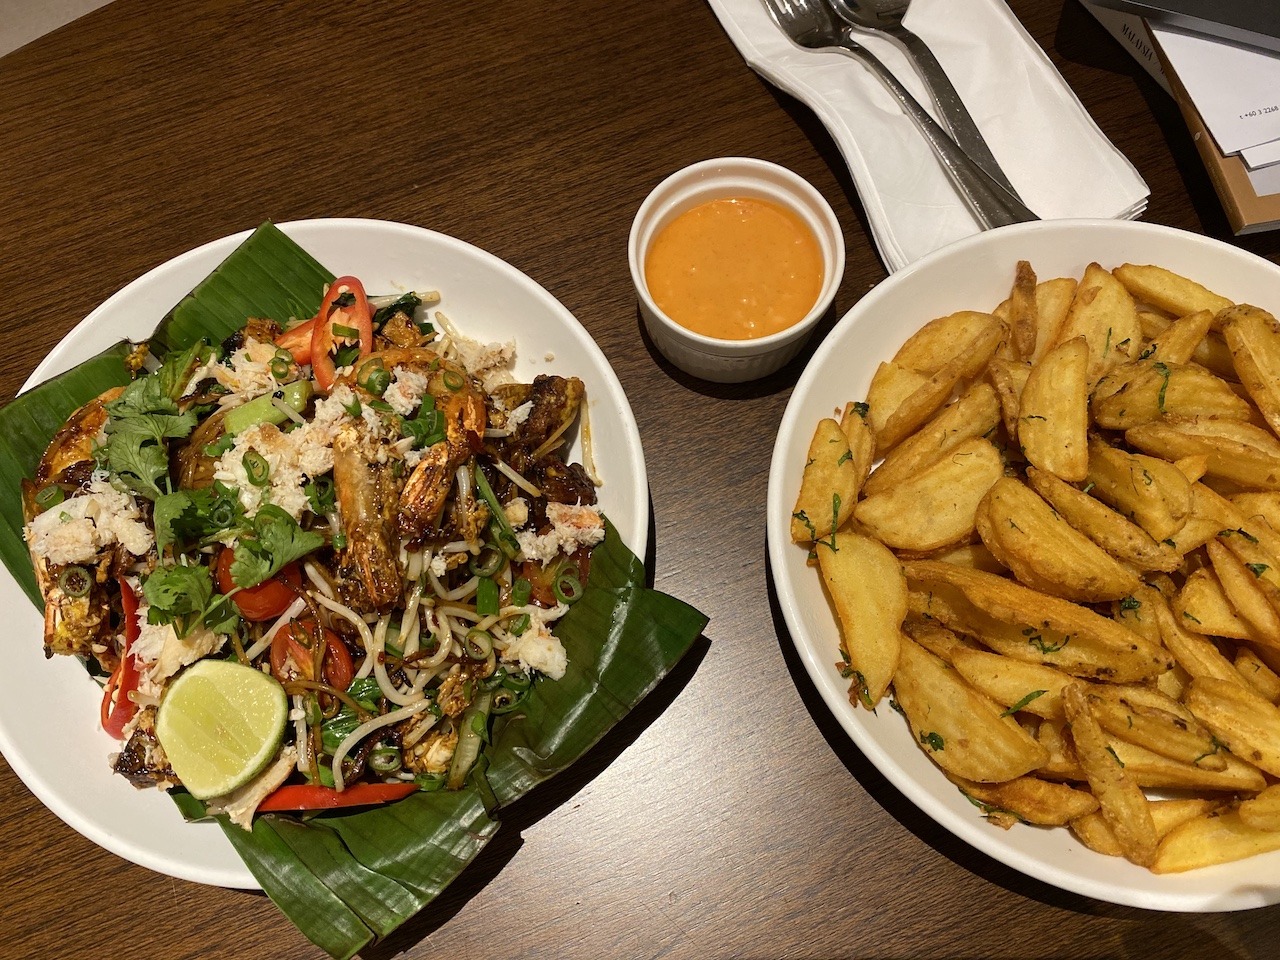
[768,219,1280,912]
[0,219,649,890]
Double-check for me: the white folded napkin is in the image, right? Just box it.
[707,0,1150,271]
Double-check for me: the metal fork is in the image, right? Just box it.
[762,0,1036,228]
[828,0,1020,198]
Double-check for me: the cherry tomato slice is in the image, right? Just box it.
[216,548,301,622]
[310,276,373,391]
[257,781,418,812]
[270,618,355,691]
[101,580,142,740]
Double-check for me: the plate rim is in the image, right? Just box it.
[0,217,650,889]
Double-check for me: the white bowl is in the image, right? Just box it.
[628,157,845,383]
[768,218,1280,912]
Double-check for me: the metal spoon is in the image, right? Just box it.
[762,0,1036,228]
[827,0,1021,198]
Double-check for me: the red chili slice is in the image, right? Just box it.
[257,781,419,812]
[101,580,142,740]
[310,276,373,391]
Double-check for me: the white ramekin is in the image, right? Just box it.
[628,157,845,383]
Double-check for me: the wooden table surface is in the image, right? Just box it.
[3,1,1279,957]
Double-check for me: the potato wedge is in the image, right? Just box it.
[1110,738,1266,792]
[901,561,1172,682]
[976,476,1140,602]
[1220,304,1280,438]
[953,774,1099,827]
[1152,809,1280,873]
[865,360,927,438]
[1072,798,1221,858]
[902,616,978,663]
[817,531,904,707]
[893,310,1004,375]
[1239,783,1280,832]
[862,382,1001,498]
[1135,309,1214,366]
[1149,587,1251,688]
[1087,684,1226,771]
[876,319,1007,456]
[1063,682,1158,866]
[1139,308,1237,380]
[1206,539,1280,647]
[789,418,856,544]
[1023,276,1077,362]
[855,437,1003,552]
[1090,361,1252,430]
[1037,717,1083,780]
[1235,647,1280,703]
[1176,567,1254,640]
[1230,491,1280,534]
[1053,262,1141,385]
[986,357,1031,444]
[1004,260,1039,361]
[1126,419,1280,491]
[1111,589,1162,648]
[1112,263,1233,320]
[838,401,876,494]
[1186,676,1280,777]
[950,646,1074,719]
[1085,436,1192,542]
[1025,466,1181,573]
[892,636,1048,782]
[1163,484,1241,557]
[1019,336,1089,481]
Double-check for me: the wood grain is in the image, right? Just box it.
[1,1,1279,958]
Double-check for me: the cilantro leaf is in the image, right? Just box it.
[153,483,245,552]
[230,505,324,588]
[142,564,214,638]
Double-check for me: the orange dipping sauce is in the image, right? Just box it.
[644,196,824,341]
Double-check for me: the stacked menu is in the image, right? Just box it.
[1082,1,1280,234]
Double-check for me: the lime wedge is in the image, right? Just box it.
[155,659,288,800]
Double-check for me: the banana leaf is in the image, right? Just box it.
[2,223,708,959]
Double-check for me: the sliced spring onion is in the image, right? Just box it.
[368,744,402,774]
[464,628,494,660]
[510,577,532,607]
[476,577,500,616]
[491,686,527,715]
[331,322,360,340]
[242,451,270,486]
[34,485,64,511]
[553,566,583,605]
[57,565,91,598]
[502,668,533,691]
[204,434,234,458]
[468,544,504,578]
[415,771,447,792]
[357,358,390,396]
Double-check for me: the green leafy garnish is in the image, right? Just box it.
[141,563,237,636]
[229,505,324,588]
